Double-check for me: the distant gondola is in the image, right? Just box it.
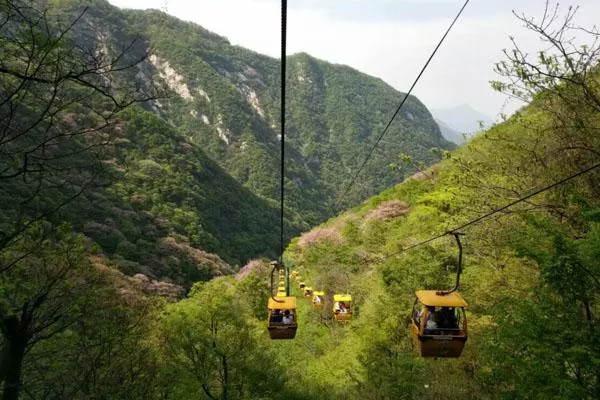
[333,294,352,322]
[312,291,325,308]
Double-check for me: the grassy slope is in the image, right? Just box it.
[274,94,600,399]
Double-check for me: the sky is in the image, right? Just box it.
[108,0,600,120]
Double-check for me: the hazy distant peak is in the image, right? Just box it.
[435,118,464,146]
[431,104,493,135]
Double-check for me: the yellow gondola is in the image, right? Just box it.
[299,281,305,290]
[276,290,286,297]
[410,290,468,358]
[332,294,352,321]
[303,287,313,297]
[312,291,325,308]
[277,285,285,293]
[267,296,297,340]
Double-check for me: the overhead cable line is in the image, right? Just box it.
[385,160,600,259]
[279,0,287,262]
[335,0,471,210]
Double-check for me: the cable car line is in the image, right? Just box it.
[335,0,471,210]
[269,0,288,304]
[385,160,600,259]
[279,0,287,264]
[268,0,288,304]
[266,0,299,340]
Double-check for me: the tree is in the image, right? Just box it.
[491,0,600,184]
[444,1,600,227]
[491,1,600,110]
[0,223,101,400]
[0,1,158,398]
[0,0,154,255]
[158,278,284,400]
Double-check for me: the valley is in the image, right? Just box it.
[0,0,599,399]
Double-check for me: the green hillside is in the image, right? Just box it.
[274,48,600,398]
[0,0,292,288]
[68,107,285,281]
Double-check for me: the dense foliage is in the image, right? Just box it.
[70,107,283,280]
[2,0,600,399]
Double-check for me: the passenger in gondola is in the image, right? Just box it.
[415,308,423,326]
[439,307,458,330]
[282,310,294,324]
[425,308,438,332]
[271,309,283,323]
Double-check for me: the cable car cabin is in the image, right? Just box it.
[276,290,286,297]
[333,294,352,322]
[277,285,285,293]
[299,281,306,290]
[268,296,297,340]
[312,291,325,308]
[411,290,468,358]
[303,287,313,297]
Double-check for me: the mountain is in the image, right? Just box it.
[432,104,494,139]
[2,0,454,283]
[435,118,464,145]
[68,0,455,227]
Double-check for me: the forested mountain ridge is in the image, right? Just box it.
[60,0,453,227]
[1,0,294,289]
[67,107,284,282]
[16,0,455,281]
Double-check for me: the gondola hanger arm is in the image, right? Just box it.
[436,231,464,296]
